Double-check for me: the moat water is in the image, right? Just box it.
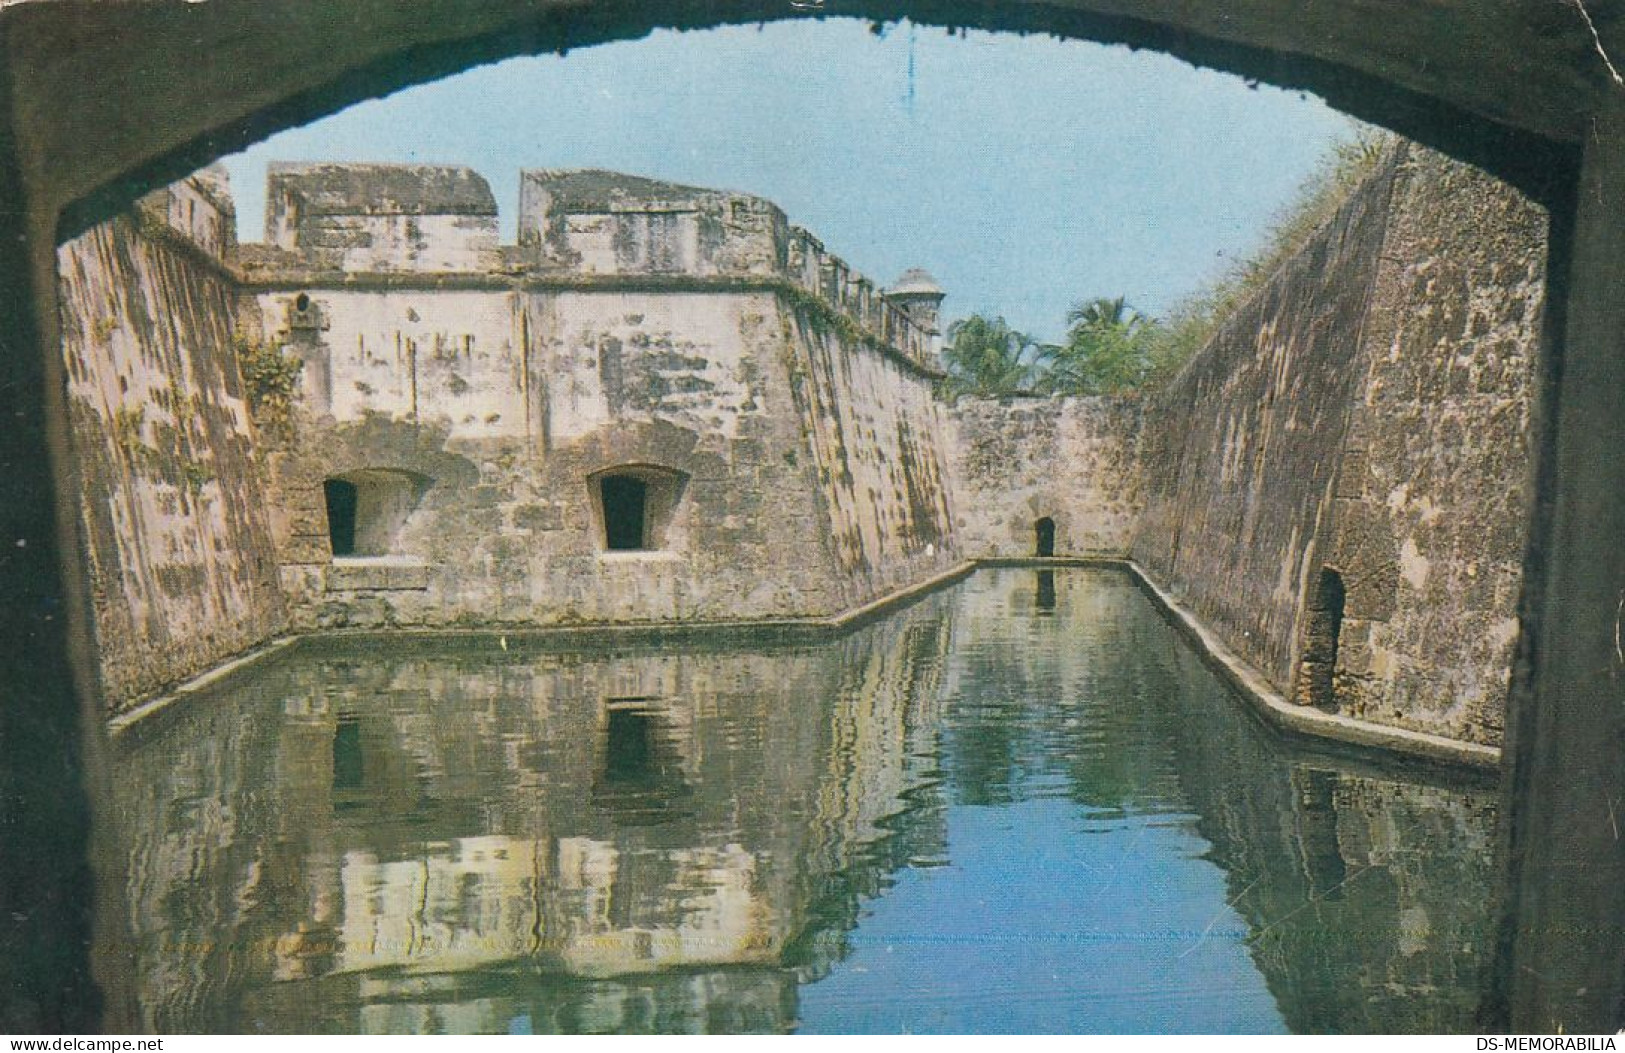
[106,568,1499,1034]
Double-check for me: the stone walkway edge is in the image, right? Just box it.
[1118,558,1502,772]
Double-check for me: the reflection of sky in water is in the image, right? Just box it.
[107,568,1497,1034]
[798,799,1285,1033]
[800,571,1286,1033]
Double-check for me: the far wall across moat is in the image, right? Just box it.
[14,0,1625,1037]
[60,143,1542,754]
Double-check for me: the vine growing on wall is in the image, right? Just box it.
[780,285,873,349]
[181,461,216,499]
[235,335,303,438]
[112,405,157,471]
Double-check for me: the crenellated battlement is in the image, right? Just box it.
[235,163,943,369]
[130,165,238,264]
[261,162,500,273]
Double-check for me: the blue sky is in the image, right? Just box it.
[219,19,1358,343]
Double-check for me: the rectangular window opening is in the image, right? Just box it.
[601,475,648,550]
[324,479,359,557]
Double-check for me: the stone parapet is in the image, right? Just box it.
[265,162,501,273]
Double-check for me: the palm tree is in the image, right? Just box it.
[1065,296,1134,330]
[1040,296,1161,395]
[940,315,1044,398]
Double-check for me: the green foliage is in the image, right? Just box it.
[235,335,303,436]
[938,315,1045,398]
[1038,297,1164,396]
[942,300,1168,398]
[112,405,155,470]
[131,203,171,244]
[942,126,1393,399]
[181,460,216,498]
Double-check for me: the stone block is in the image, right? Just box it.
[327,560,391,591]
[282,534,331,565]
[386,562,431,590]
[285,505,328,537]
[513,503,564,532]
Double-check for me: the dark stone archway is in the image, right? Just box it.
[1,0,1622,1034]
[2,0,1603,239]
[1297,567,1347,709]
[1035,516,1056,558]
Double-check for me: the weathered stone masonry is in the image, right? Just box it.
[62,164,959,710]
[64,148,1545,755]
[245,165,957,633]
[1138,144,1545,747]
[58,169,285,706]
[948,144,1546,748]
[945,395,1143,559]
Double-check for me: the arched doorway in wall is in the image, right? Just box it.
[322,478,359,556]
[1298,566,1347,709]
[1035,517,1056,558]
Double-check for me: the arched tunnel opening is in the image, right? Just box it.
[1035,516,1056,558]
[1300,566,1347,710]
[321,470,432,559]
[1,0,1619,1036]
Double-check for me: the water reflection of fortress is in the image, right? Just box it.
[113,571,1496,1034]
[116,591,956,1032]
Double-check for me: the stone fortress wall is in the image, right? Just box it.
[949,143,1546,747]
[61,163,960,710]
[61,147,1547,752]
[945,396,1143,559]
[241,165,957,633]
[58,169,287,705]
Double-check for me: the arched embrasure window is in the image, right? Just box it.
[590,465,688,552]
[322,468,431,557]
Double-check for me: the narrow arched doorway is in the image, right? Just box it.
[1035,517,1056,558]
[1299,567,1347,709]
